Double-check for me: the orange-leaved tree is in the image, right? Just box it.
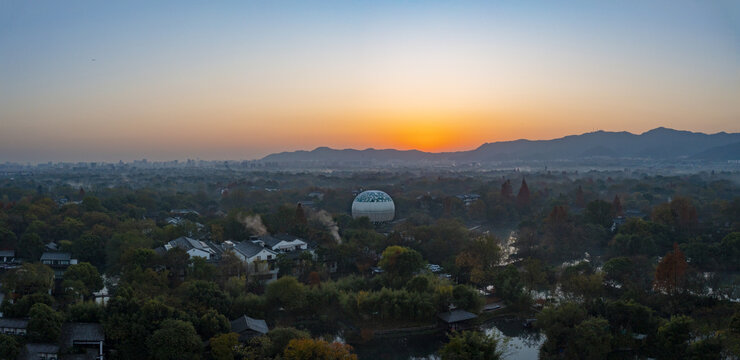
[654,243,688,295]
[283,338,357,360]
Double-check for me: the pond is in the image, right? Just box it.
[347,317,544,360]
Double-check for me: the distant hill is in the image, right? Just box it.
[260,128,740,163]
[691,141,740,160]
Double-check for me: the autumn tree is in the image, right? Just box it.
[612,195,623,216]
[500,179,513,198]
[575,185,585,208]
[654,243,688,295]
[283,338,357,360]
[651,197,698,232]
[454,236,502,286]
[210,332,239,360]
[516,178,530,206]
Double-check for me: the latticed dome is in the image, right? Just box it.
[352,190,395,222]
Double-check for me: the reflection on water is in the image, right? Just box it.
[349,317,544,360]
[483,318,544,360]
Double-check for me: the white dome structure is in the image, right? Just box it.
[352,190,395,222]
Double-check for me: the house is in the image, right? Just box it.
[0,250,15,263]
[251,234,309,253]
[230,315,268,342]
[438,310,478,331]
[156,237,219,261]
[0,318,27,335]
[40,252,78,279]
[59,323,105,360]
[223,240,278,282]
[20,344,59,360]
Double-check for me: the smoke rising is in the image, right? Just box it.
[240,214,267,235]
[311,210,341,244]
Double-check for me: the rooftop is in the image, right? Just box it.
[438,310,478,323]
[0,318,28,328]
[230,315,268,335]
[60,323,105,348]
[40,252,72,261]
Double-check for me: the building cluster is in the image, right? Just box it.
[0,320,105,360]
[155,233,318,283]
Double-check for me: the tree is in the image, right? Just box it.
[210,332,239,360]
[266,327,311,356]
[68,301,105,322]
[70,233,106,268]
[537,303,588,358]
[197,309,230,340]
[283,338,357,360]
[439,331,506,360]
[265,276,305,312]
[148,319,202,360]
[63,262,103,299]
[378,246,424,285]
[492,265,527,305]
[720,232,740,270]
[612,195,623,216]
[18,232,45,260]
[569,317,612,359]
[500,180,513,198]
[602,257,633,287]
[654,243,688,295]
[455,236,501,286]
[520,258,548,293]
[516,178,530,206]
[0,334,20,360]
[658,315,693,359]
[452,285,484,312]
[585,200,614,228]
[2,263,54,296]
[651,197,698,232]
[181,280,229,315]
[0,226,17,250]
[28,303,64,342]
[575,186,585,208]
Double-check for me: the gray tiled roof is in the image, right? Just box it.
[170,237,215,254]
[254,234,306,249]
[438,310,478,323]
[40,252,72,261]
[60,323,104,348]
[22,344,59,360]
[233,241,270,258]
[230,315,268,335]
[0,318,28,328]
[0,250,15,257]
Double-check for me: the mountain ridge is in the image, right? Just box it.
[260,128,740,163]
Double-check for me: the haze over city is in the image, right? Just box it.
[1,0,739,163]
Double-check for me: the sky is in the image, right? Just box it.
[1,0,739,162]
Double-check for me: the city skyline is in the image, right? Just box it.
[2,1,739,162]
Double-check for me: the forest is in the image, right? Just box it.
[0,167,738,359]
